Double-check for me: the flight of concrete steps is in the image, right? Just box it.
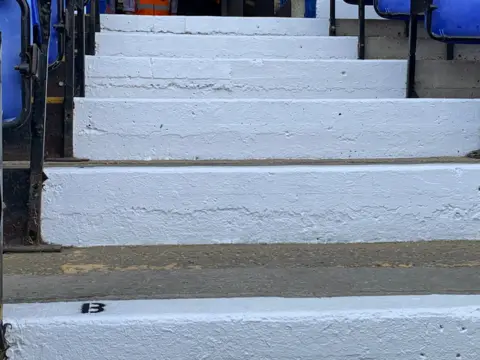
[40,13,480,246]
[7,9,480,360]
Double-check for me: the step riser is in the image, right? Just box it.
[365,38,480,61]
[86,57,406,99]
[86,57,480,100]
[96,33,358,59]
[8,296,480,360]
[42,164,480,246]
[74,99,480,161]
[100,14,330,36]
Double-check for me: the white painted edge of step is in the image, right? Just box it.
[100,14,331,36]
[6,295,480,360]
[42,163,480,246]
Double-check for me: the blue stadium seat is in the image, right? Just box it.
[426,0,480,44]
[374,0,423,20]
[0,0,38,126]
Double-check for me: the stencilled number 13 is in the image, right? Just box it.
[81,302,106,314]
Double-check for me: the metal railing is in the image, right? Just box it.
[2,0,99,247]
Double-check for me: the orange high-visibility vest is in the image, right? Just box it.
[136,0,170,15]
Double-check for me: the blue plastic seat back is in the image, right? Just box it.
[374,0,424,20]
[0,0,36,123]
[427,0,480,44]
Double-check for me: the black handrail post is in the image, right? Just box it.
[49,0,66,70]
[329,0,336,36]
[87,0,98,55]
[358,0,365,59]
[75,0,86,97]
[95,0,101,32]
[0,30,4,337]
[446,43,454,60]
[0,33,8,359]
[406,0,422,98]
[63,0,75,158]
[26,0,52,245]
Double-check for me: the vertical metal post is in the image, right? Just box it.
[87,0,97,55]
[26,0,52,245]
[75,1,86,97]
[221,0,228,16]
[329,0,336,36]
[63,0,75,158]
[406,0,420,98]
[446,43,454,60]
[0,31,4,329]
[358,0,365,59]
[0,34,7,360]
[95,0,101,32]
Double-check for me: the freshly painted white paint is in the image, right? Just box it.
[316,0,384,20]
[6,295,480,360]
[85,57,406,99]
[42,163,480,246]
[95,33,357,59]
[100,14,330,36]
[74,98,479,161]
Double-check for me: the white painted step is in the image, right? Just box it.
[7,295,480,360]
[74,98,479,161]
[101,14,330,36]
[86,57,406,99]
[95,33,357,59]
[42,163,480,246]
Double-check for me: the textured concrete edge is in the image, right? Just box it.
[5,296,480,360]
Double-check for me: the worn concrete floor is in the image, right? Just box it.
[4,241,480,303]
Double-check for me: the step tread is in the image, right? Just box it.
[97,32,348,40]
[6,242,480,303]
[5,157,479,169]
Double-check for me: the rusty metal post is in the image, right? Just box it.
[0,31,4,320]
[0,33,9,360]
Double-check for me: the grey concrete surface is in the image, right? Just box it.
[6,267,480,303]
[336,19,480,98]
[5,242,480,303]
[366,38,480,61]
[415,60,480,98]
[337,19,418,38]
